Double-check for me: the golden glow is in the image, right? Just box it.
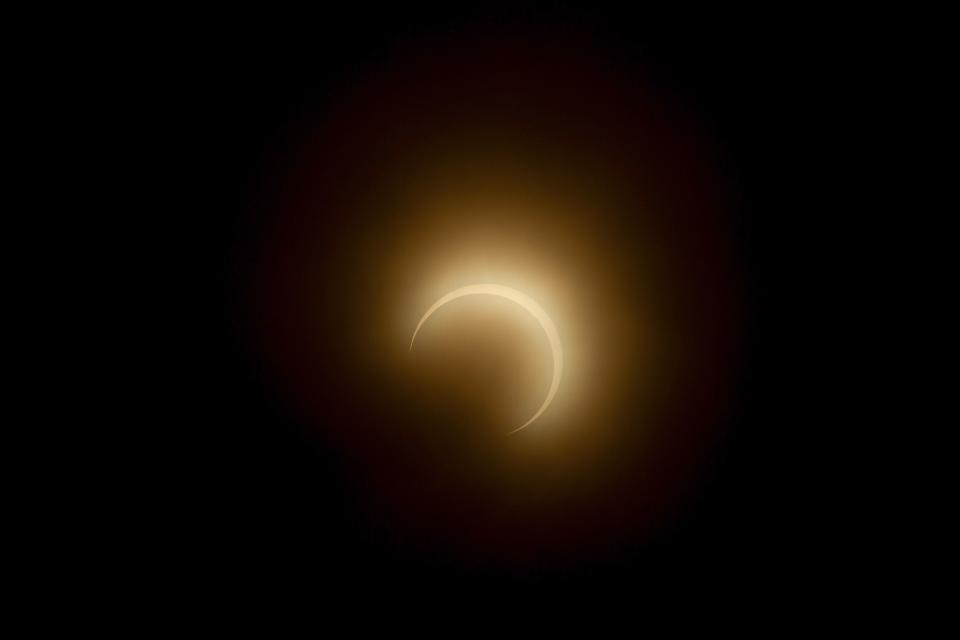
[409,284,563,433]
[243,37,745,565]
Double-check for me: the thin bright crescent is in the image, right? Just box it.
[409,284,562,433]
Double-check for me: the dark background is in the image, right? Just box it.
[134,6,858,603]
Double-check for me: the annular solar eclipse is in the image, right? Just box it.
[409,283,563,433]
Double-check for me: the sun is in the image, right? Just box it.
[409,284,563,433]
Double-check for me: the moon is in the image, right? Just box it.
[409,284,563,433]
